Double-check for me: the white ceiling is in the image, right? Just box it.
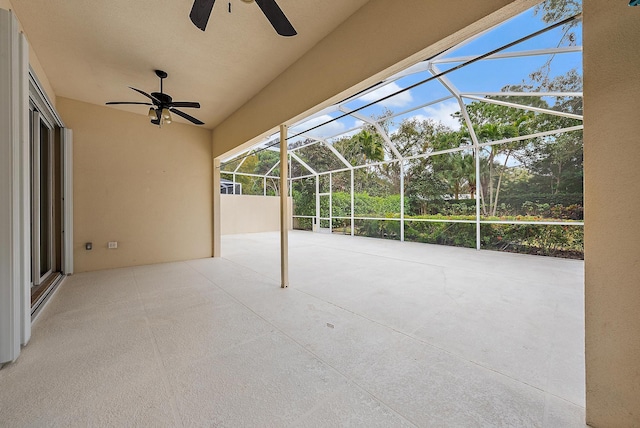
[10,0,371,129]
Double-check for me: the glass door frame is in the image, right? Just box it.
[29,105,55,287]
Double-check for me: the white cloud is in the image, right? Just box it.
[406,113,429,123]
[358,82,413,108]
[290,114,347,138]
[322,126,363,147]
[414,101,461,130]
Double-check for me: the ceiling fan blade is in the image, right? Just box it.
[190,0,216,31]
[171,108,205,125]
[105,101,153,106]
[129,87,161,104]
[169,101,201,109]
[255,0,297,37]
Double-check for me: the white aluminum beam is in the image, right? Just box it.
[233,152,250,173]
[432,46,582,64]
[460,91,582,98]
[289,152,317,176]
[289,139,321,152]
[381,95,455,124]
[345,109,403,160]
[462,94,583,120]
[231,171,278,179]
[294,133,353,170]
[477,125,584,148]
[322,141,353,169]
[429,64,484,249]
[323,126,363,141]
[290,172,317,180]
[265,160,280,176]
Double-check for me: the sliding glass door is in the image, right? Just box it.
[30,107,57,288]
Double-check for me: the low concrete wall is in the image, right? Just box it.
[221,194,292,235]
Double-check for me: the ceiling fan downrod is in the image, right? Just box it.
[155,69,168,94]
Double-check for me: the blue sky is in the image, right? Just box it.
[286,0,583,143]
[237,0,584,172]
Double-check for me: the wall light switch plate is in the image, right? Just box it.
[108,241,118,249]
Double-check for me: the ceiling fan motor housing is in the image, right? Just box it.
[106,69,204,126]
[151,92,173,105]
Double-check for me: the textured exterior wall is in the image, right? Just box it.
[584,1,640,426]
[57,97,213,272]
[221,194,292,235]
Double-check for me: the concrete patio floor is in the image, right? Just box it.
[0,231,586,427]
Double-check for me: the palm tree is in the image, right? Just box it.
[357,129,385,163]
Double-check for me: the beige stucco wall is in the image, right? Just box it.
[57,97,213,272]
[0,2,56,107]
[211,0,535,158]
[7,0,639,422]
[584,1,640,427]
[221,195,292,235]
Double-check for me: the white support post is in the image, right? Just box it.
[350,169,354,236]
[329,172,332,234]
[288,156,292,197]
[213,158,221,257]
[315,174,320,232]
[263,176,266,196]
[475,146,481,251]
[279,125,289,288]
[400,161,405,242]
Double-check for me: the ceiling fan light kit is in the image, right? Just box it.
[106,70,204,127]
[161,108,172,123]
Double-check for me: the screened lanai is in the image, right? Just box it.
[221,1,584,259]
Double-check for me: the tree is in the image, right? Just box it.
[460,100,539,215]
[441,152,475,200]
[513,71,584,196]
[357,129,385,163]
[404,161,449,215]
[530,0,582,87]
[333,129,392,196]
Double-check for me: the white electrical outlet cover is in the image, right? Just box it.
[108,241,118,249]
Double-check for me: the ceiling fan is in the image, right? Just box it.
[190,0,296,37]
[106,70,204,127]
